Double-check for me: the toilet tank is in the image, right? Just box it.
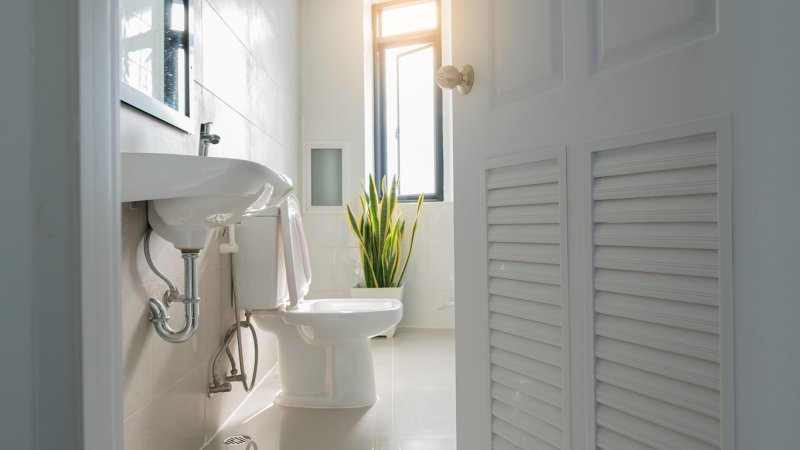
[232,208,288,310]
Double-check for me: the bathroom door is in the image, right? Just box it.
[450,0,755,448]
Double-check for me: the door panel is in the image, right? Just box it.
[490,0,563,105]
[589,0,717,73]
[452,0,737,448]
[483,148,570,449]
[585,119,731,450]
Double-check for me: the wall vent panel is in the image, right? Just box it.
[483,148,569,449]
[589,128,725,449]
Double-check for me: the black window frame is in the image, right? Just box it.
[373,0,444,202]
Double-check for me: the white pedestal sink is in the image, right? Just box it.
[121,152,292,250]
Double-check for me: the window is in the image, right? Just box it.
[373,0,443,201]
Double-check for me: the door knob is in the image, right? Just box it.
[436,65,474,95]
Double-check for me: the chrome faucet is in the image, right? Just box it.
[199,122,221,156]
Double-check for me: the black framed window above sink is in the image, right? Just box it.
[120,0,194,133]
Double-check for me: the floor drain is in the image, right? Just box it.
[223,435,252,446]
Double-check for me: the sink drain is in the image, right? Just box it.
[223,435,252,446]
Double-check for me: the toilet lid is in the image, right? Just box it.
[279,194,311,304]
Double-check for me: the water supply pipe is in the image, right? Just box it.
[144,227,201,343]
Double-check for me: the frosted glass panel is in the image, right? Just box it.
[310,148,343,206]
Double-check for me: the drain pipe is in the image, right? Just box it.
[144,227,201,343]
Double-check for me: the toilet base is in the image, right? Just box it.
[262,317,379,408]
[277,337,377,408]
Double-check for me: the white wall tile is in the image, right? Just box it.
[281,144,300,182]
[206,0,250,46]
[120,0,299,443]
[303,214,340,248]
[335,211,360,248]
[335,247,361,292]
[277,93,299,149]
[425,203,455,247]
[200,262,227,371]
[248,0,280,75]
[400,246,430,292]
[308,246,337,292]
[123,403,155,450]
[248,64,279,136]
[426,245,455,293]
[305,290,340,300]
[202,2,251,118]
[153,369,207,450]
[400,288,456,330]
[121,278,155,418]
[199,89,252,160]
[249,129,281,168]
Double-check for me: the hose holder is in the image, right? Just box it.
[144,227,202,344]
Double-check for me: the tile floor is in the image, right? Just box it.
[202,329,456,450]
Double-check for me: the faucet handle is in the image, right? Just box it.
[199,122,221,156]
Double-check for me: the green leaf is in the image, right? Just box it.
[396,193,424,286]
[344,174,425,288]
[367,175,379,232]
[379,176,390,250]
[389,175,398,217]
[347,205,377,286]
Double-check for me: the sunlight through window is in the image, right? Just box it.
[374,0,442,200]
[380,1,437,37]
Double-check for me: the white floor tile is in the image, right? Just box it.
[203,329,456,450]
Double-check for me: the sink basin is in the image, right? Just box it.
[121,153,293,250]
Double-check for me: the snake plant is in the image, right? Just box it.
[346,175,424,288]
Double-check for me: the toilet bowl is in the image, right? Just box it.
[233,194,403,408]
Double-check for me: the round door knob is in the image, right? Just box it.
[436,65,474,95]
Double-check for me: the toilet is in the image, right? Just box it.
[233,194,402,408]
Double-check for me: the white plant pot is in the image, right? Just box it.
[350,284,404,337]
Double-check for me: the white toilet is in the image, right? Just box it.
[233,194,402,408]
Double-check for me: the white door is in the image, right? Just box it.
[451,1,800,448]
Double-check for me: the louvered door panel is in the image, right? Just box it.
[590,131,724,450]
[483,148,569,449]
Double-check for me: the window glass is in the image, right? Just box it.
[396,45,436,195]
[380,1,437,37]
[375,0,442,200]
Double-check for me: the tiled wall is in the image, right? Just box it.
[120,0,299,448]
[300,0,455,329]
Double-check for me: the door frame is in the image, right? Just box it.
[78,0,123,447]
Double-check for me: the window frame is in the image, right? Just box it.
[373,0,444,202]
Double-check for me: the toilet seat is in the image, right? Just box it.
[279,195,311,308]
[274,194,402,339]
[281,298,402,346]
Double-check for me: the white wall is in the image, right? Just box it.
[0,0,83,447]
[300,0,455,329]
[119,0,300,447]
